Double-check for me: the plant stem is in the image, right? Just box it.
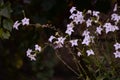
[55,50,80,77]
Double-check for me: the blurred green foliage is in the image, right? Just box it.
[0,1,13,39]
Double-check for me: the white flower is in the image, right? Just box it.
[113,3,117,12]
[13,21,21,30]
[65,23,74,35]
[114,42,120,50]
[65,27,74,35]
[76,11,83,16]
[75,11,85,24]
[111,13,120,24]
[21,17,30,25]
[103,23,112,32]
[28,54,36,61]
[96,26,103,35]
[26,45,41,61]
[26,48,32,56]
[70,6,76,13]
[113,50,120,58]
[86,49,94,56]
[56,37,66,44]
[93,11,100,17]
[112,25,119,31]
[77,52,81,57]
[77,17,85,24]
[35,44,41,52]
[49,35,55,42]
[54,37,66,48]
[92,11,100,23]
[82,30,92,46]
[82,29,90,36]
[82,35,91,46]
[69,13,76,19]
[26,48,36,61]
[67,23,74,28]
[86,19,92,27]
[70,39,78,47]
[87,10,92,14]
[70,11,85,24]
[82,29,94,46]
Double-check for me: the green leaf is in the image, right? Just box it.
[0,16,1,25]
[0,28,3,37]
[86,76,90,80]
[2,31,10,39]
[0,0,4,7]
[0,2,12,18]
[3,19,13,31]
[0,28,10,39]
[96,76,105,80]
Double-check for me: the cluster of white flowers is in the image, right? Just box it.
[26,49,36,61]
[111,3,120,26]
[44,4,120,59]
[87,10,100,22]
[12,4,120,61]
[48,5,119,58]
[13,17,30,30]
[82,29,94,46]
[69,7,85,24]
[103,23,119,34]
[48,7,100,57]
[111,13,120,24]
[48,35,66,49]
[26,44,41,61]
[113,42,120,58]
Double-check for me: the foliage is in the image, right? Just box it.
[0,1,13,39]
